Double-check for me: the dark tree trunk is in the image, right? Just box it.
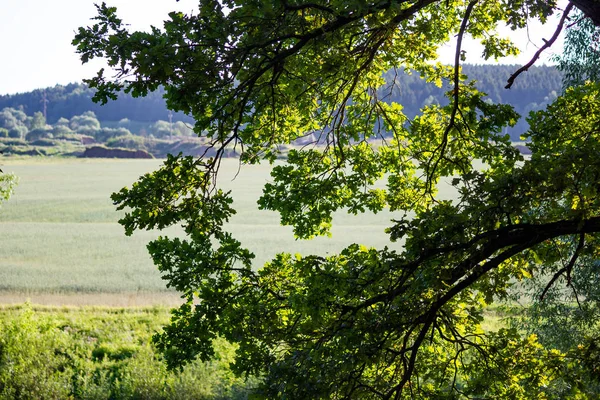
[571,0,600,26]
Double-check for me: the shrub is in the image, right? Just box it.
[106,134,146,150]
[26,129,52,142]
[8,126,27,139]
[30,139,57,147]
[0,307,73,399]
[0,305,258,399]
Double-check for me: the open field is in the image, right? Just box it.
[0,157,430,305]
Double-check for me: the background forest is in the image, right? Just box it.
[0,64,561,158]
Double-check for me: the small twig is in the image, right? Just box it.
[426,0,477,192]
[540,231,585,301]
[506,3,574,89]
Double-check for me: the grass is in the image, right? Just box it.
[0,157,420,303]
[0,304,256,399]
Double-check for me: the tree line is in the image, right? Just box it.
[0,108,195,143]
[0,83,193,125]
[0,64,562,140]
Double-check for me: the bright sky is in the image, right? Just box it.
[0,0,569,96]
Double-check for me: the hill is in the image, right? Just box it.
[0,83,193,125]
[0,64,563,158]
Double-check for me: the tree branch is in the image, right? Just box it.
[506,3,574,89]
[540,231,585,301]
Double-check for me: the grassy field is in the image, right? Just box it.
[0,157,412,305]
[0,159,509,399]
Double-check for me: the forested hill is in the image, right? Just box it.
[0,64,562,139]
[385,64,562,117]
[383,64,563,138]
[0,84,194,125]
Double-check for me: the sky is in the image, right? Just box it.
[0,0,569,96]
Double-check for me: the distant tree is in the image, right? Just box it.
[52,124,73,137]
[69,111,100,136]
[55,117,70,127]
[117,118,130,128]
[555,9,600,87]
[106,134,146,150]
[28,112,46,131]
[95,127,132,142]
[151,120,172,138]
[8,126,27,140]
[26,128,52,142]
[0,108,27,131]
[0,128,8,138]
[7,108,26,124]
[0,65,563,140]
[173,121,194,137]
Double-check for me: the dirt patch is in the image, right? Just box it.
[82,146,153,159]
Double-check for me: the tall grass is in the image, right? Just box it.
[0,304,256,399]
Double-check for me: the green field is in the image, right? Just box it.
[0,159,506,399]
[0,157,409,304]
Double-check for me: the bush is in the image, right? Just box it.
[30,139,57,147]
[106,134,146,150]
[8,126,27,139]
[0,138,25,146]
[0,305,257,399]
[26,129,52,142]
[54,133,86,142]
[96,128,132,143]
[0,307,73,399]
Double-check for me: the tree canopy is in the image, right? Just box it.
[75,1,600,398]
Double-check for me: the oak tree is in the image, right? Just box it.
[75,1,600,398]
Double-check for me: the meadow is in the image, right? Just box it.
[0,158,506,400]
[0,157,409,305]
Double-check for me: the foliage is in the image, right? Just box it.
[74,0,600,398]
[29,111,46,131]
[106,134,147,150]
[0,83,193,125]
[0,108,29,140]
[508,11,600,396]
[0,304,256,399]
[381,64,561,139]
[96,127,133,142]
[26,128,52,142]
[0,172,16,206]
[69,111,101,136]
[555,9,600,87]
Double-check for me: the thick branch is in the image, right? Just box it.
[571,0,600,26]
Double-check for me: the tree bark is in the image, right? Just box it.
[571,0,600,26]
